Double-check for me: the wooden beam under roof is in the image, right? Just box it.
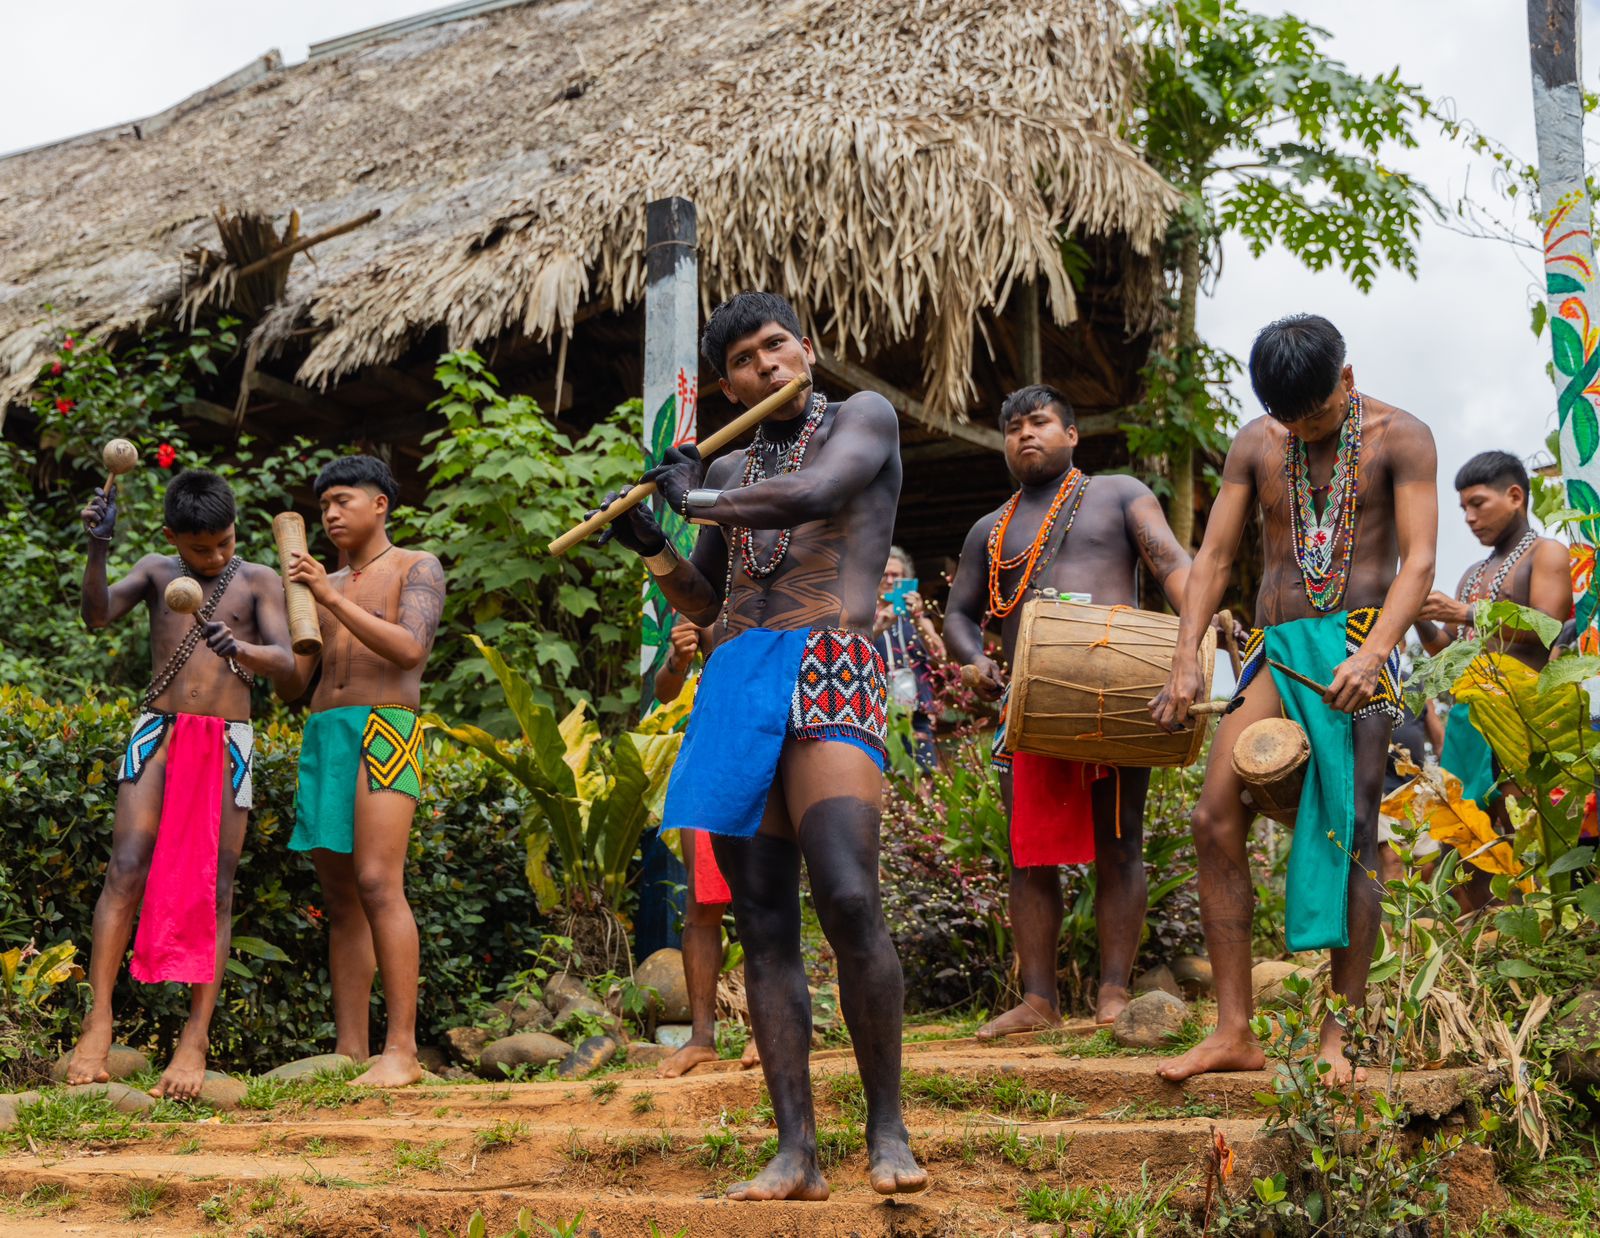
[812,350,1004,452]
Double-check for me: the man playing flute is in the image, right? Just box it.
[596,290,925,1201]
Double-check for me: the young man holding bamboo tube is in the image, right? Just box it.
[277,455,446,1089]
[592,290,926,1202]
[69,469,295,1100]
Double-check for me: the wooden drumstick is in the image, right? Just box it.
[1268,659,1334,698]
[102,438,139,499]
[164,576,204,625]
[1220,609,1243,679]
[548,374,813,555]
[272,512,324,656]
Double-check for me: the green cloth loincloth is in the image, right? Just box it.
[290,705,423,854]
[1260,611,1361,953]
[1440,702,1497,808]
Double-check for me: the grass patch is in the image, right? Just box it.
[631,1089,656,1115]
[0,1090,149,1150]
[590,1079,619,1104]
[695,1129,753,1173]
[241,1062,371,1113]
[1017,1167,1186,1230]
[301,1135,336,1158]
[900,1068,1080,1120]
[125,1181,167,1219]
[392,1139,446,1173]
[15,1183,77,1214]
[177,1136,203,1155]
[475,1120,530,1152]
[1097,1097,1226,1121]
[817,1121,865,1169]
[1020,1182,1093,1223]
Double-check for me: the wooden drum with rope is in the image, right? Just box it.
[1230,717,1309,826]
[1005,598,1217,768]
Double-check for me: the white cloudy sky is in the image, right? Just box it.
[2,0,1597,581]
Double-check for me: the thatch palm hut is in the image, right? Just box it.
[0,0,1177,568]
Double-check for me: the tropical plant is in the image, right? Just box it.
[1133,0,1438,546]
[428,636,689,975]
[395,350,648,729]
[0,940,82,1088]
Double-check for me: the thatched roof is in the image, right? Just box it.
[0,0,1177,424]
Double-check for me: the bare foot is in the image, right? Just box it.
[740,1037,760,1070]
[1095,983,1131,1025]
[1316,1022,1367,1084]
[657,1041,719,1079]
[727,1147,830,1201]
[1156,1029,1266,1083]
[65,1018,113,1086]
[868,1126,928,1195]
[349,1048,422,1089]
[149,1032,208,1101]
[975,994,1062,1041]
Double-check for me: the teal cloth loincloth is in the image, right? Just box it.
[1259,611,1365,952]
[1440,702,1497,808]
[289,704,423,854]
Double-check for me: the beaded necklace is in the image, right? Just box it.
[141,557,252,709]
[1455,528,1538,639]
[985,468,1087,621]
[719,393,829,631]
[1285,392,1363,611]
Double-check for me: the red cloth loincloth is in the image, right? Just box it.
[689,828,732,906]
[1009,753,1107,867]
[130,713,224,985]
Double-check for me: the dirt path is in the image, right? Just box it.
[0,1033,1501,1236]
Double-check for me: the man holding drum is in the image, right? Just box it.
[277,456,446,1089]
[595,290,925,1201]
[1152,314,1437,1082]
[944,384,1196,1035]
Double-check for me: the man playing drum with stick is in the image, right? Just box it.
[944,384,1196,1036]
[69,469,295,1100]
[277,456,446,1089]
[591,290,926,1200]
[1151,314,1437,1082]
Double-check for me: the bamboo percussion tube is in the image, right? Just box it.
[547,374,814,555]
[102,438,139,498]
[272,512,324,656]
[164,576,204,618]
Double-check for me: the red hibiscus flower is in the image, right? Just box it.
[50,362,62,376]
[156,443,177,469]
[62,336,74,350]
[54,398,73,414]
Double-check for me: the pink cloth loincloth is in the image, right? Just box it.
[130,713,224,985]
[689,828,732,906]
[1009,753,1107,868]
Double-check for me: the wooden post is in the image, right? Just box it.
[1527,0,1600,651]
[640,197,700,696]
[1017,278,1042,386]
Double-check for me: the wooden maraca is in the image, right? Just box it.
[164,576,205,623]
[102,438,139,499]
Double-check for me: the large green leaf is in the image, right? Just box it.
[1551,316,1587,377]
[523,820,561,913]
[1574,400,1600,466]
[593,733,657,906]
[1549,272,1587,296]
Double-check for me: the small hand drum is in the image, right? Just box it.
[164,576,204,616]
[1231,717,1309,827]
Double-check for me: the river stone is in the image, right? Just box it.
[555,993,621,1035]
[543,974,590,1011]
[1252,960,1314,1007]
[555,1035,619,1079]
[416,1046,450,1075]
[476,1033,572,1078]
[493,994,554,1033]
[0,1091,40,1131]
[656,1024,694,1049]
[198,1072,247,1110]
[1111,991,1189,1050]
[1133,964,1183,1000]
[66,1081,156,1114]
[1171,955,1214,997]
[636,948,693,1023]
[260,1053,355,1082]
[445,1026,490,1066]
[1552,990,1600,1087]
[624,1043,674,1068]
[51,1043,151,1083]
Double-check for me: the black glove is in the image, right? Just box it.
[82,486,117,540]
[591,490,666,556]
[643,443,705,518]
[203,621,240,659]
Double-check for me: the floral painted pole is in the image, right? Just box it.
[640,198,700,701]
[1528,0,1600,652]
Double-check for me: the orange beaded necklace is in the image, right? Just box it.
[986,468,1086,620]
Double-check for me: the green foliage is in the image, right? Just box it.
[429,638,686,952]
[1123,343,1241,500]
[0,940,81,1088]
[1137,0,1436,287]
[395,350,648,730]
[0,687,544,1072]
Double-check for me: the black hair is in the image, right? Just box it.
[1455,450,1530,499]
[1248,314,1347,423]
[163,469,236,534]
[699,291,804,377]
[999,384,1075,430]
[314,455,399,508]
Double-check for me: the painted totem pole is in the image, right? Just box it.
[640,197,700,699]
[1528,0,1600,652]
